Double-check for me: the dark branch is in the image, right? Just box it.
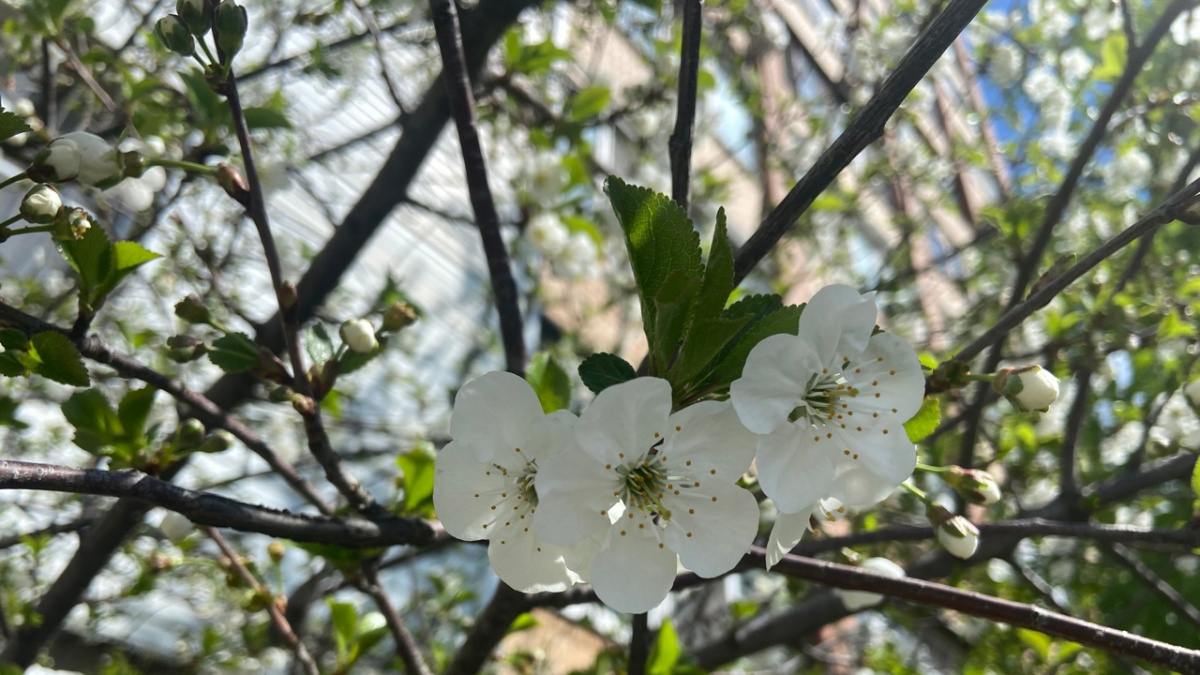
[668,0,703,210]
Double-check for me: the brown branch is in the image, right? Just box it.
[206,528,319,675]
[429,0,526,376]
[357,567,434,675]
[0,460,443,548]
[442,584,528,675]
[732,0,990,283]
[668,0,703,210]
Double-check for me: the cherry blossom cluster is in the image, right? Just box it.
[433,285,926,613]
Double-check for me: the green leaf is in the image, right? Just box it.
[903,397,941,443]
[0,354,27,378]
[61,389,122,455]
[207,332,261,373]
[565,85,610,121]
[29,332,90,386]
[328,599,358,661]
[604,177,703,367]
[647,618,681,675]
[396,444,436,515]
[242,106,292,129]
[57,225,113,305]
[579,352,638,394]
[111,241,161,275]
[0,109,31,143]
[707,296,802,386]
[117,387,157,438]
[651,270,700,371]
[526,352,572,413]
[1095,32,1127,81]
[306,323,334,367]
[0,329,27,351]
[338,335,387,375]
[508,612,540,633]
[1191,454,1200,500]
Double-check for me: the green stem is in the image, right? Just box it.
[914,462,948,474]
[0,214,24,230]
[191,52,210,70]
[901,480,931,503]
[3,225,55,237]
[148,158,217,175]
[197,36,218,66]
[963,373,996,383]
[0,172,29,190]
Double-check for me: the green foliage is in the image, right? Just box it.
[0,108,31,143]
[207,332,261,373]
[647,619,680,675]
[61,387,157,466]
[57,226,160,315]
[578,352,638,394]
[395,442,436,516]
[904,397,941,443]
[526,352,572,412]
[565,85,611,121]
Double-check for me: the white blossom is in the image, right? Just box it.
[1185,378,1200,408]
[989,43,1023,87]
[433,372,592,592]
[340,319,379,354]
[937,515,980,559]
[524,152,567,203]
[526,212,569,257]
[37,131,123,186]
[554,231,599,279]
[730,285,924,516]
[535,378,759,613]
[994,365,1060,412]
[835,557,906,610]
[159,511,194,543]
[19,184,61,223]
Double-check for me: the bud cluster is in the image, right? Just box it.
[155,0,249,68]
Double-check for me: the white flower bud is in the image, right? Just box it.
[34,132,123,186]
[19,184,62,224]
[160,511,194,543]
[835,557,906,610]
[340,318,378,354]
[936,517,980,559]
[1184,378,1200,408]
[943,466,1002,506]
[526,212,569,256]
[994,365,1060,412]
[67,209,92,238]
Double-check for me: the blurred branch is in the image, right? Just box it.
[0,460,444,548]
[430,0,525,376]
[668,0,703,209]
[442,584,528,675]
[733,0,989,283]
[1058,366,1093,499]
[1106,543,1200,631]
[356,567,434,675]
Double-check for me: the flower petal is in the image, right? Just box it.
[518,410,579,465]
[487,524,577,593]
[796,285,877,365]
[589,520,679,614]
[844,332,925,422]
[433,441,507,540]
[755,424,834,513]
[765,509,814,569]
[731,334,822,435]
[450,372,544,462]
[533,450,620,545]
[664,480,759,577]
[828,423,916,500]
[577,377,672,465]
[829,464,907,508]
[665,401,756,480]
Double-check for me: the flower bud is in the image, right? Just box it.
[19,184,62,224]
[835,557,906,611]
[382,301,418,332]
[177,0,210,35]
[155,15,195,56]
[993,364,1060,412]
[178,418,206,447]
[196,429,236,454]
[32,131,123,187]
[928,504,980,559]
[54,208,92,241]
[160,511,194,543]
[278,281,298,311]
[340,318,378,354]
[214,0,248,61]
[941,466,1002,505]
[174,294,212,325]
[147,552,177,573]
[216,163,250,205]
[267,541,285,563]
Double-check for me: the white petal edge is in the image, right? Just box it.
[433,440,508,540]
[731,334,822,435]
[533,450,620,546]
[577,377,672,465]
[765,509,814,569]
[665,401,756,481]
[754,425,835,514]
[450,372,544,462]
[664,481,760,577]
[796,285,877,365]
[588,521,679,614]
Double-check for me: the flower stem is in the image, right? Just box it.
[963,373,996,383]
[0,214,24,230]
[0,172,29,190]
[197,37,218,67]
[901,480,932,503]
[3,225,54,238]
[914,462,948,474]
[149,158,217,175]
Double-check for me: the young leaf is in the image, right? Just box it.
[707,297,803,386]
[57,225,113,306]
[29,331,90,386]
[306,323,334,367]
[565,85,610,121]
[208,332,261,373]
[327,599,358,662]
[526,352,572,413]
[61,389,122,455]
[1191,453,1200,500]
[117,387,158,438]
[579,352,638,394]
[604,176,702,354]
[0,109,31,143]
[396,445,437,514]
[650,270,700,372]
[338,335,387,375]
[647,618,681,675]
[241,106,293,129]
[903,397,941,443]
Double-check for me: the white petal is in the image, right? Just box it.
[796,285,877,365]
[828,423,916,498]
[731,334,821,435]
[765,509,814,569]
[450,372,544,462]
[844,332,925,422]
[829,465,906,508]
[433,441,507,540]
[533,450,620,545]
[519,410,579,464]
[487,522,576,593]
[665,401,756,480]
[664,481,759,577]
[577,378,671,465]
[754,425,834,513]
[589,520,679,614]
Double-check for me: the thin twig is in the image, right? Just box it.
[206,528,320,675]
[442,584,528,675]
[1058,366,1093,499]
[429,0,526,376]
[629,613,650,675]
[357,567,434,675]
[668,0,703,210]
[1105,543,1200,631]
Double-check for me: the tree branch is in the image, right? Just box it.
[442,584,528,675]
[668,0,703,210]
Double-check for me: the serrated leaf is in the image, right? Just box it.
[605,177,703,368]
[579,352,638,394]
[0,354,27,378]
[651,269,700,371]
[0,329,27,351]
[647,618,681,675]
[61,389,122,455]
[117,387,157,438]
[903,397,941,443]
[111,241,161,274]
[57,225,113,305]
[242,106,292,129]
[208,332,261,373]
[707,297,802,386]
[328,599,357,661]
[565,85,610,121]
[29,332,89,386]
[526,352,572,413]
[0,109,31,143]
